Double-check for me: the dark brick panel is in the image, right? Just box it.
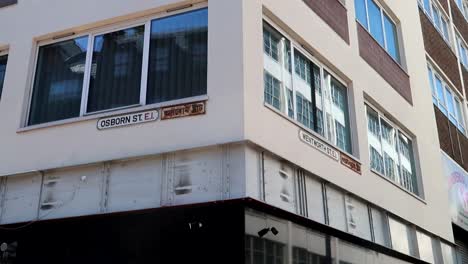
[449,122,463,164]
[303,0,349,44]
[434,106,454,157]
[0,0,16,8]
[451,0,468,42]
[420,9,463,91]
[357,23,412,104]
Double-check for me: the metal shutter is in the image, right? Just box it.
[456,238,468,264]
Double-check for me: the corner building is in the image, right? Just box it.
[0,0,459,263]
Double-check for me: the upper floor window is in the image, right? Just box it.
[0,54,7,100]
[418,0,451,44]
[355,0,401,63]
[28,8,208,126]
[263,22,352,154]
[455,0,468,20]
[457,35,468,70]
[365,104,419,195]
[427,64,466,134]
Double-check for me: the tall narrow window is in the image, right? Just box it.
[0,55,7,100]
[146,8,208,104]
[262,22,353,154]
[355,0,368,29]
[29,37,88,125]
[87,26,144,113]
[367,0,384,46]
[366,105,419,195]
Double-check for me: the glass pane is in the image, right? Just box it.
[380,119,399,181]
[294,51,315,130]
[0,55,7,100]
[366,107,384,175]
[355,0,368,29]
[424,0,431,13]
[29,36,88,125]
[397,132,417,194]
[367,0,385,46]
[327,72,351,153]
[445,88,457,124]
[87,26,144,112]
[432,6,442,30]
[427,67,438,105]
[455,98,466,131]
[435,76,448,115]
[441,242,456,264]
[264,72,281,110]
[442,19,450,42]
[146,8,208,104]
[264,27,280,61]
[383,14,400,63]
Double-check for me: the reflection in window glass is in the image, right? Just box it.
[29,36,88,125]
[367,107,384,175]
[147,8,208,104]
[0,55,7,100]
[417,231,434,263]
[245,235,285,264]
[384,14,400,63]
[368,0,385,46]
[355,0,368,29]
[87,26,144,113]
[264,72,281,110]
[441,242,456,264]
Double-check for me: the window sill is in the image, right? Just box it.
[263,103,361,164]
[17,95,209,133]
[370,169,426,204]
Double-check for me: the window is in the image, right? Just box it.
[416,231,435,264]
[0,54,7,100]
[245,236,285,264]
[427,63,466,134]
[263,22,352,154]
[355,0,401,63]
[458,35,468,70]
[292,247,327,264]
[455,0,468,21]
[418,0,451,44]
[28,7,208,126]
[365,105,419,195]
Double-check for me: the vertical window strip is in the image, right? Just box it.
[0,54,7,100]
[262,23,352,154]
[418,0,451,44]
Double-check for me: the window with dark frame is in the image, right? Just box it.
[27,7,208,126]
[0,54,7,100]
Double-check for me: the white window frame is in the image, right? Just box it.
[427,63,467,134]
[24,3,208,128]
[365,103,420,196]
[457,33,468,70]
[262,17,354,155]
[418,0,451,44]
[358,0,402,63]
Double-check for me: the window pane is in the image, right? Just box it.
[432,5,442,29]
[367,0,385,46]
[264,72,281,110]
[366,107,384,175]
[264,26,280,61]
[294,51,315,130]
[388,217,410,255]
[87,26,144,112]
[435,76,448,115]
[427,67,438,105]
[442,18,450,42]
[423,0,431,13]
[380,119,399,181]
[29,37,88,125]
[355,0,368,29]
[0,55,7,100]
[397,132,417,194]
[417,231,435,263]
[147,8,208,104]
[383,14,400,63]
[445,88,457,124]
[327,72,352,153]
[455,98,466,131]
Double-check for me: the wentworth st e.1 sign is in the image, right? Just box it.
[97,110,159,130]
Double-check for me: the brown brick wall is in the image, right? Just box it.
[451,0,468,41]
[357,23,412,104]
[0,0,16,8]
[460,130,468,171]
[420,9,463,91]
[449,122,463,164]
[434,106,454,157]
[303,0,349,44]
